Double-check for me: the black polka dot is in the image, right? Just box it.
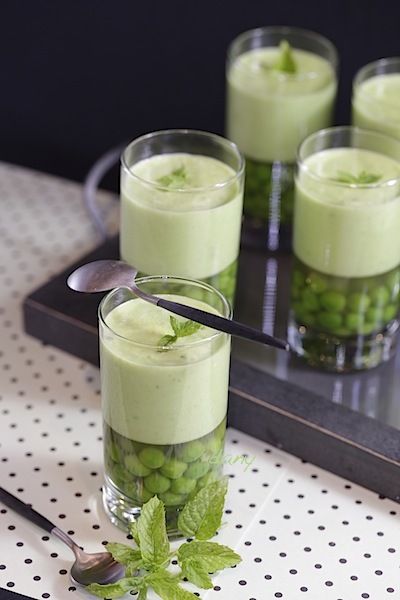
[238,580,247,585]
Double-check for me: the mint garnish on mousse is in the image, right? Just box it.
[273,39,298,74]
[158,316,203,350]
[157,166,188,189]
[334,170,383,185]
[87,480,242,599]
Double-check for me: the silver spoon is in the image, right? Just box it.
[67,259,290,352]
[0,486,125,586]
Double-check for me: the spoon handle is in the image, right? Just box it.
[156,298,290,352]
[0,486,55,534]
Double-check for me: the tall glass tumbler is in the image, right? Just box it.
[100,276,231,534]
[353,57,400,141]
[289,127,400,371]
[226,26,338,251]
[120,130,244,304]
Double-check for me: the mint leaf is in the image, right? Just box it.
[106,543,142,568]
[87,576,144,598]
[158,334,177,349]
[178,541,241,587]
[335,170,382,184]
[147,569,198,599]
[158,316,202,350]
[177,478,228,540]
[130,521,140,547]
[157,167,188,189]
[274,40,297,74]
[137,496,170,570]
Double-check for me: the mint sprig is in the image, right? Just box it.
[87,480,241,600]
[273,40,297,74]
[157,166,188,189]
[158,316,203,350]
[334,170,382,185]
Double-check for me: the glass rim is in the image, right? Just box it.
[297,126,400,189]
[99,275,232,350]
[353,57,400,114]
[120,129,245,193]
[227,25,339,81]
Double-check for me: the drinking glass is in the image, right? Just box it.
[226,26,338,251]
[120,130,244,304]
[100,276,231,534]
[353,57,400,141]
[289,126,400,371]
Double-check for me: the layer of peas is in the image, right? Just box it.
[138,260,237,306]
[104,419,226,509]
[291,258,400,338]
[244,157,295,225]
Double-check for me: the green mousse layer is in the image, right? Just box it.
[120,153,243,280]
[227,46,336,163]
[353,73,400,141]
[294,148,400,278]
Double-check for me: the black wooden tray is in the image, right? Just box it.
[23,236,400,503]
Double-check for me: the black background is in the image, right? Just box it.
[1,0,399,188]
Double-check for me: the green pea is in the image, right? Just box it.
[359,322,376,335]
[205,435,223,456]
[138,447,165,469]
[177,440,205,463]
[124,454,151,477]
[293,270,305,288]
[384,304,398,323]
[347,292,371,313]
[345,313,364,332]
[335,328,351,337]
[170,476,196,495]
[301,289,319,312]
[198,471,218,489]
[385,269,400,293]
[307,273,328,294]
[296,309,316,327]
[366,307,384,325]
[144,472,170,494]
[139,486,154,503]
[107,441,123,463]
[370,286,390,307]
[159,491,186,507]
[320,291,346,312]
[160,458,187,480]
[317,312,342,331]
[185,461,210,480]
[110,464,131,486]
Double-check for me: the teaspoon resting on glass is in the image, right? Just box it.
[0,486,125,586]
[67,259,290,352]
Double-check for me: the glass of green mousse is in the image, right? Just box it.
[226,26,338,251]
[289,126,400,372]
[99,276,231,534]
[120,130,244,305]
[352,57,400,142]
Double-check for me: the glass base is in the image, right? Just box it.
[288,316,399,372]
[242,157,295,252]
[102,476,183,539]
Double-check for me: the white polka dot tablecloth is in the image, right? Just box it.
[0,162,399,600]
